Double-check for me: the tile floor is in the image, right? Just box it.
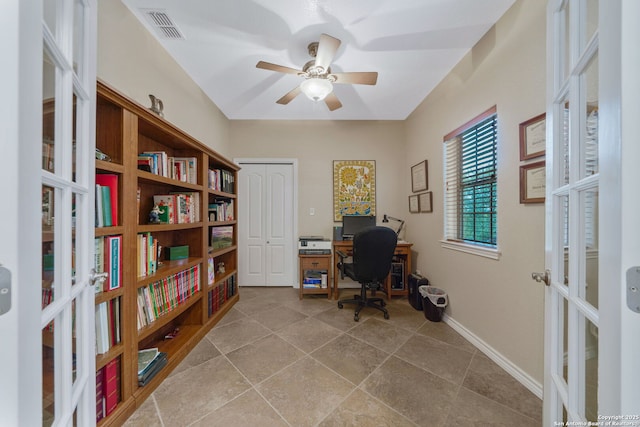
[124,287,542,426]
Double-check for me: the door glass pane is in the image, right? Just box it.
[72,94,78,182]
[43,0,57,38]
[73,0,85,76]
[585,318,598,421]
[71,301,77,383]
[583,53,599,178]
[582,189,598,308]
[42,321,55,427]
[71,192,77,284]
[562,102,571,185]
[562,297,569,383]
[43,50,56,174]
[561,194,570,289]
[562,2,571,82]
[43,185,56,305]
[585,0,599,46]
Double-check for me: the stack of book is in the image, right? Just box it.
[137,348,168,386]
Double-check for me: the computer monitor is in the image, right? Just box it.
[342,215,376,239]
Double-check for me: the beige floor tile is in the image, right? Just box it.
[443,387,539,427]
[250,304,308,331]
[383,299,428,331]
[311,333,390,385]
[190,389,288,427]
[122,395,162,427]
[362,356,458,426]
[462,352,542,421]
[315,304,374,331]
[318,389,415,427]
[153,356,250,426]
[276,316,342,353]
[205,317,272,354]
[415,320,478,353]
[348,318,413,353]
[281,295,336,316]
[233,297,283,317]
[256,356,353,427]
[213,307,247,328]
[169,336,221,377]
[395,333,474,385]
[226,333,305,384]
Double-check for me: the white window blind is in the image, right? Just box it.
[444,107,498,246]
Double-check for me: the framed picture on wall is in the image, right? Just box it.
[333,160,376,221]
[418,192,432,213]
[408,195,420,213]
[519,113,546,160]
[520,161,546,203]
[411,160,428,192]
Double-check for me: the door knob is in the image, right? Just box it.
[89,268,108,288]
[531,269,551,286]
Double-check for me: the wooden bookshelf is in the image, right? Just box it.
[94,80,240,426]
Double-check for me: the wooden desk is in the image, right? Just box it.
[332,240,413,300]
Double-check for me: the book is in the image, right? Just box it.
[137,348,161,376]
[101,185,112,227]
[95,302,110,354]
[104,358,119,416]
[95,185,104,227]
[152,195,176,224]
[96,367,105,423]
[96,174,119,226]
[105,235,122,290]
[138,352,168,386]
[211,226,233,249]
[94,237,105,293]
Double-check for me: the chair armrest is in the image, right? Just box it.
[335,250,348,260]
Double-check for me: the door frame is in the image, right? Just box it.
[0,1,42,425]
[234,158,299,287]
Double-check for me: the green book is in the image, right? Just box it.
[101,185,112,227]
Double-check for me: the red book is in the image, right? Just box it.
[96,367,104,422]
[95,174,119,226]
[103,358,119,416]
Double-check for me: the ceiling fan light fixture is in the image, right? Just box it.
[300,78,333,102]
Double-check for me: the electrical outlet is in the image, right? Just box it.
[310,208,315,216]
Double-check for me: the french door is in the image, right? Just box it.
[544,0,640,424]
[0,0,97,425]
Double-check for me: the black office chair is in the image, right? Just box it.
[336,226,398,321]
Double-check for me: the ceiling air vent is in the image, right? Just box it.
[141,9,185,40]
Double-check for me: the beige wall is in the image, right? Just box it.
[98,0,547,386]
[229,120,406,238]
[97,0,231,155]
[404,0,546,383]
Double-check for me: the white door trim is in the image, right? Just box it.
[234,158,299,287]
[0,1,42,425]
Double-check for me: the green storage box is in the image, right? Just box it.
[166,245,189,260]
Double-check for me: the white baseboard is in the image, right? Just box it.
[442,314,543,399]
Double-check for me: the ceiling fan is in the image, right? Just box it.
[256,33,378,111]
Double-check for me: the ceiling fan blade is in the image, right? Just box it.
[256,61,302,75]
[324,92,342,111]
[331,71,378,85]
[314,33,341,72]
[276,86,302,105]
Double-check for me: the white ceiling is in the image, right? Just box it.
[122,0,516,120]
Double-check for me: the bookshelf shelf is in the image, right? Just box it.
[93,80,239,426]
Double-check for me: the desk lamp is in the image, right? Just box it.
[382,214,405,236]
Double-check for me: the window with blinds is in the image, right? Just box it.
[444,107,498,246]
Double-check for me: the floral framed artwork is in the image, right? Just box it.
[333,160,376,221]
[411,160,428,192]
[519,113,546,160]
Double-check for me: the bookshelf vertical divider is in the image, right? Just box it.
[95,80,239,426]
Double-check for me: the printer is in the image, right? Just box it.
[298,236,331,254]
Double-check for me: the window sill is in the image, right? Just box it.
[440,240,501,260]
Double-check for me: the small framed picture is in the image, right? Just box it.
[409,195,420,213]
[519,113,546,160]
[411,160,428,193]
[418,192,432,213]
[520,161,546,203]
